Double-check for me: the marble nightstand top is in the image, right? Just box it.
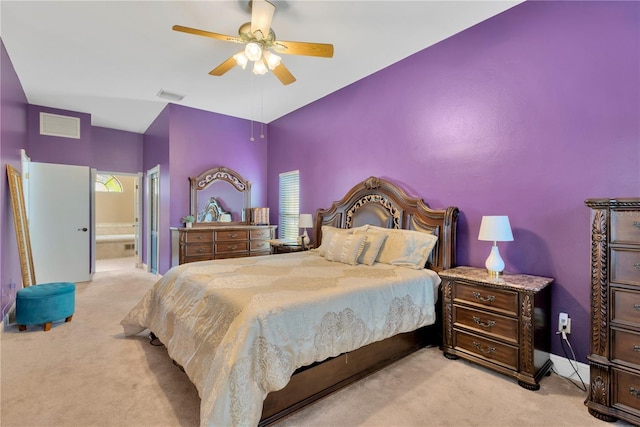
[438,266,553,292]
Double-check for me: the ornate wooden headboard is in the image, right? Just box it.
[314,176,459,272]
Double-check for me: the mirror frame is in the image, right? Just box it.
[190,166,251,226]
[7,164,36,287]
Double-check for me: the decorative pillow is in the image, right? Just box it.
[353,231,388,266]
[325,233,367,266]
[316,225,368,256]
[366,227,438,269]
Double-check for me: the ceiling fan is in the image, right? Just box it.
[173,0,334,85]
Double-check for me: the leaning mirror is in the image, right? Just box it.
[190,166,251,226]
[7,165,36,286]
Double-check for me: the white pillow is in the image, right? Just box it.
[353,231,388,266]
[325,233,367,266]
[366,226,438,269]
[317,225,368,256]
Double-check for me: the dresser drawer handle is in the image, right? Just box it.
[635,304,640,311]
[230,245,237,250]
[630,386,640,398]
[634,263,640,271]
[230,233,238,238]
[196,235,203,240]
[472,341,496,354]
[634,345,640,352]
[472,316,496,328]
[197,248,204,253]
[472,292,496,303]
[634,221,640,228]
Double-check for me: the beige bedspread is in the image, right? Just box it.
[121,251,441,427]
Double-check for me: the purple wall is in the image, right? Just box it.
[0,39,29,320]
[141,103,268,274]
[267,1,640,361]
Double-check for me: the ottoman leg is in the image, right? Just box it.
[18,325,26,331]
[43,322,52,332]
[65,315,73,323]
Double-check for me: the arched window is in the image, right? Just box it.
[95,174,123,192]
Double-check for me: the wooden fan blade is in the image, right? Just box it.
[209,56,238,76]
[273,40,334,58]
[250,0,275,39]
[172,25,243,44]
[271,62,296,85]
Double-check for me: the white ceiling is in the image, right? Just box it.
[1,1,521,134]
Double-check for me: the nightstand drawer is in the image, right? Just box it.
[454,330,518,371]
[185,243,213,257]
[454,282,518,316]
[612,369,640,413]
[454,305,518,344]
[612,328,640,368]
[611,210,640,244]
[215,241,249,254]
[184,231,213,243]
[611,249,640,286]
[215,230,249,241]
[613,289,640,327]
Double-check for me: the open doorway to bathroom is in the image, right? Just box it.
[94,172,140,272]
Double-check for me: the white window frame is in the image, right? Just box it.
[278,170,300,240]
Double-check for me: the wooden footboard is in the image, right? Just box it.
[260,318,440,426]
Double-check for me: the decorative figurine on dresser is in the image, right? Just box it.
[439,266,553,390]
[585,198,640,425]
[171,166,276,266]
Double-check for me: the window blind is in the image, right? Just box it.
[278,170,300,240]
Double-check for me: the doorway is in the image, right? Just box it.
[94,172,140,272]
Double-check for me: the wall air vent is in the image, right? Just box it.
[40,112,81,139]
[157,89,185,102]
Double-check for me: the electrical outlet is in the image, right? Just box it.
[558,312,571,334]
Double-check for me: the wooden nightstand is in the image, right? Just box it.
[268,239,309,254]
[439,266,553,390]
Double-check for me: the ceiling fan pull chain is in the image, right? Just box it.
[260,84,265,139]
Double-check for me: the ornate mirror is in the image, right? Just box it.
[190,166,251,226]
[7,165,36,286]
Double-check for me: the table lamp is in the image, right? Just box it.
[298,214,313,247]
[478,215,513,277]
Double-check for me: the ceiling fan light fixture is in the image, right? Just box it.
[263,50,281,70]
[245,42,263,61]
[252,60,268,75]
[233,52,249,69]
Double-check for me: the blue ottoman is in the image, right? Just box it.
[16,282,75,331]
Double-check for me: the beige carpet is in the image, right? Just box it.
[0,258,629,427]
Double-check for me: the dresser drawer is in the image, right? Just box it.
[250,240,271,252]
[215,230,249,241]
[611,210,640,244]
[250,228,273,240]
[454,282,518,316]
[611,328,640,368]
[612,369,640,414]
[612,289,640,327]
[215,241,249,254]
[454,305,518,344]
[454,330,518,371]
[184,231,213,243]
[611,248,640,286]
[184,243,213,257]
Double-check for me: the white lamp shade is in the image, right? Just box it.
[299,214,313,229]
[478,216,514,242]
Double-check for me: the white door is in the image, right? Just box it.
[146,166,160,275]
[29,162,91,283]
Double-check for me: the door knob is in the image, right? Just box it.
[78,227,88,232]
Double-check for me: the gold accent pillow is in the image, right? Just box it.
[353,231,388,266]
[325,233,367,266]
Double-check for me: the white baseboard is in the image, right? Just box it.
[551,353,590,385]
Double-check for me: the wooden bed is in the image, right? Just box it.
[260,176,458,425]
[122,176,458,426]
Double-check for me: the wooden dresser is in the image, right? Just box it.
[585,198,640,425]
[171,225,276,266]
[439,266,553,390]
